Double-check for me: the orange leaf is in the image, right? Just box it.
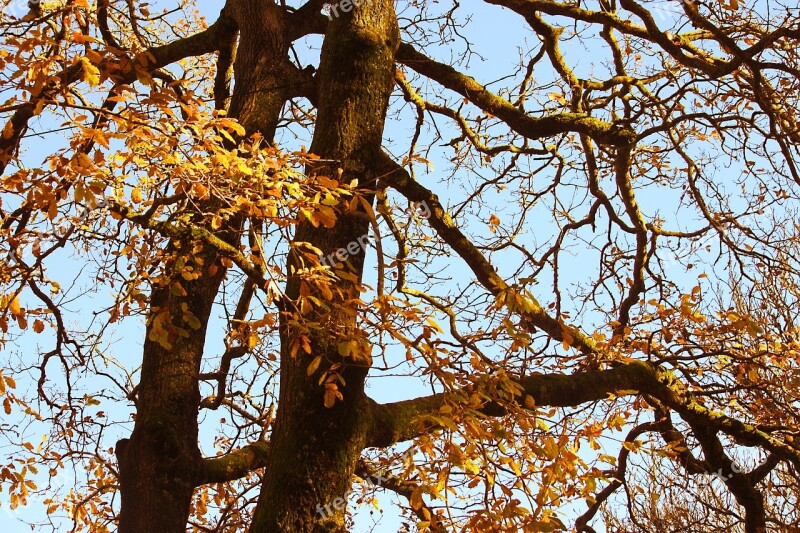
[131,187,143,204]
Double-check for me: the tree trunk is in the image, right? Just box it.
[250,2,399,531]
[117,257,228,533]
[117,2,293,531]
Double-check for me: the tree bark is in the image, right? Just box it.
[249,2,399,531]
[117,2,293,531]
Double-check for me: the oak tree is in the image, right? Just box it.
[1,0,800,531]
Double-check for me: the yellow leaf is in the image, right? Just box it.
[247,333,259,350]
[76,152,94,171]
[135,67,152,85]
[622,440,640,452]
[524,395,535,409]
[8,296,21,317]
[33,99,46,116]
[80,57,101,86]
[337,341,352,357]
[84,49,103,64]
[426,317,443,333]
[191,183,209,199]
[321,192,338,207]
[410,489,424,511]
[319,283,333,301]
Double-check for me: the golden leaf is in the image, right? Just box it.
[9,296,21,317]
[307,356,322,376]
[80,57,101,86]
[131,187,143,204]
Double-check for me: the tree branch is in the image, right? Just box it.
[377,151,600,354]
[368,362,657,447]
[575,422,658,532]
[213,5,239,112]
[200,280,255,411]
[395,42,636,146]
[484,0,725,76]
[367,360,800,479]
[199,440,270,485]
[287,0,329,40]
[688,422,767,532]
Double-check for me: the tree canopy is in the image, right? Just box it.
[1,0,800,531]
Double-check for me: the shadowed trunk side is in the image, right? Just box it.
[249,2,399,531]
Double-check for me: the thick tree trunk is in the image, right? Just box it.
[250,3,399,531]
[117,2,292,531]
[117,258,228,533]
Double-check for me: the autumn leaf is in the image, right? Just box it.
[2,121,14,139]
[323,383,342,408]
[307,356,322,376]
[8,296,21,317]
[489,213,500,233]
[80,57,101,86]
[131,187,143,204]
[337,341,352,357]
[426,317,443,333]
